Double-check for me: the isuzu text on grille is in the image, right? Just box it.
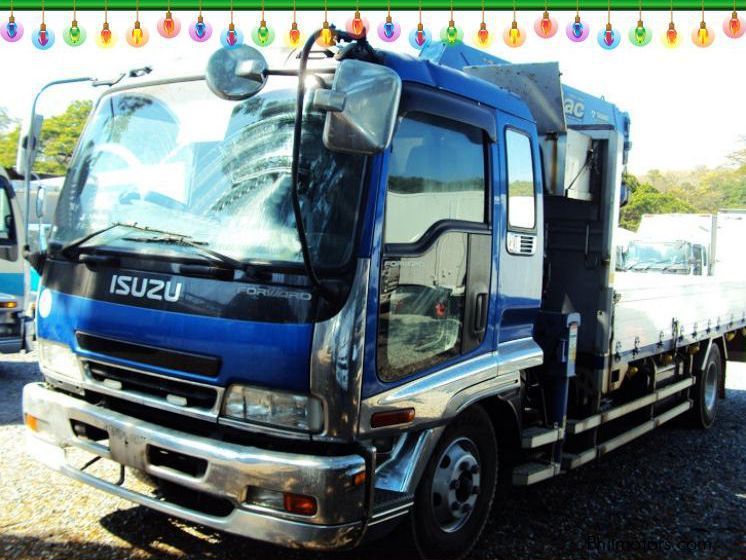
[109,274,182,302]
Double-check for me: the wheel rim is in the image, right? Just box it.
[703,362,718,414]
[431,436,481,533]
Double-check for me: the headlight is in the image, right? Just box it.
[38,338,84,382]
[222,385,324,433]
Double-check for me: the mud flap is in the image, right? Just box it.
[725,329,745,362]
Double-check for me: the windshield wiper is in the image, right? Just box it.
[122,232,248,272]
[51,222,138,257]
[53,222,249,273]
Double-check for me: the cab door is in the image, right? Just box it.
[372,87,496,386]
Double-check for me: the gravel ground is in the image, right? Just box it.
[1,353,744,560]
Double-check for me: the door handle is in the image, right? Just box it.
[473,292,488,337]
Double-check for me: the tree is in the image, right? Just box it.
[0,126,19,170]
[0,100,92,177]
[726,136,746,169]
[35,100,93,175]
[0,107,15,131]
[620,180,696,231]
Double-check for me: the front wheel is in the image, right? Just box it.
[410,405,498,560]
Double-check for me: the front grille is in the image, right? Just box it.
[77,332,221,377]
[84,361,220,416]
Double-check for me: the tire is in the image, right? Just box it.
[691,343,721,429]
[410,405,498,560]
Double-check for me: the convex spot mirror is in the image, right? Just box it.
[320,59,402,155]
[206,46,268,101]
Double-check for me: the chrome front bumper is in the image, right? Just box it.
[23,382,368,551]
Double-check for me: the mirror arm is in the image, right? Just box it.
[290,29,338,302]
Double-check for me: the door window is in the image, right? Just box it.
[384,113,486,244]
[378,113,489,382]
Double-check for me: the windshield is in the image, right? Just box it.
[625,240,690,271]
[52,77,366,269]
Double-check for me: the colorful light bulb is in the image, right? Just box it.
[95,21,116,47]
[347,9,366,35]
[475,21,491,47]
[597,22,620,49]
[534,10,558,38]
[629,19,652,46]
[251,19,275,46]
[723,11,745,38]
[408,22,431,49]
[663,21,679,47]
[317,20,335,47]
[503,20,526,47]
[566,15,589,42]
[126,20,149,47]
[692,20,714,47]
[189,15,212,42]
[440,19,462,45]
[157,10,181,38]
[220,22,244,48]
[378,15,400,42]
[63,19,87,46]
[1,15,23,42]
[32,22,55,49]
[287,21,302,47]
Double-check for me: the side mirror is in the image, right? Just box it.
[15,114,44,177]
[321,59,402,155]
[206,46,268,101]
[35,184,46,219]
[619,181,630,208]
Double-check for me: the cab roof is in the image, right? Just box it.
[380,44,536,124]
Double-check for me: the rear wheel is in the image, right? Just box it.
[410,405,498,560]
[691,343,722,429]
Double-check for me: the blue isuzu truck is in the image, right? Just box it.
[22,31,746,560]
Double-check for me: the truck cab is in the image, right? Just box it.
[0,168,28,353]
[22,36,744,560]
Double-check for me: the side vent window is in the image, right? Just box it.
[505,129,537,255]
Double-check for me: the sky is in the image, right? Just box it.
[1,9,745,175]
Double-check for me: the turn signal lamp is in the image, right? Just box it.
[371,408,415,428]
[24,414,39,432]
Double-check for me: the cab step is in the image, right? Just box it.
[512,461,561,486]
[370,489,414,527]
[521,426,564,449]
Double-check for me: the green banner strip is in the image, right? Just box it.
[1,1,738,10]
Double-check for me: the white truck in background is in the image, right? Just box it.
[623,211,746,277]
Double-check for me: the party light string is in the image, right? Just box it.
[5,0,746,52]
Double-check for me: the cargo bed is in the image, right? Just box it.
[613,271,746,363]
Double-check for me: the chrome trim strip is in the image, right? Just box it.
[368,503,413,527]
[23,382,367,529]
[310,258,370,442]
[375,428,445,493]
[359,337,543,435]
